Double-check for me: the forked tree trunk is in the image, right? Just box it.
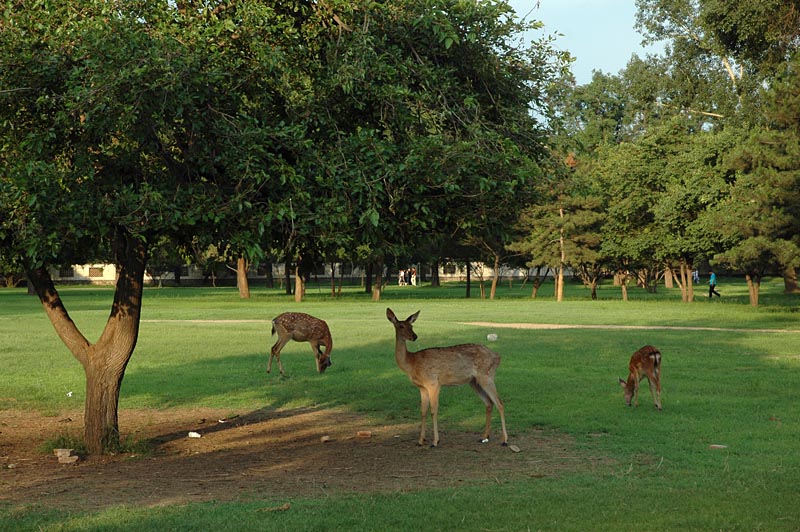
[28,232,147,455]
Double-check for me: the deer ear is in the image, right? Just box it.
[618,378,627,387]
[386,308,397,322]
[408,310,420,324]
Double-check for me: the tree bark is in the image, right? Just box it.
[371,260,383,301]
[465,261,471,298]
[330,262,336,296]
[664,267,674,288]
[284,260,292,295]
[237,258,250,299]
[294,264,304,302]
[489,254,500,300]
[27,231,147,455]
[430,260,440,288]
[783,266,799,294]
[264,262,274,289]
[746,273,760,306]
[556,207,565,302]
[364,262,373,294]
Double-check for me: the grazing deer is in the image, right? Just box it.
[269,312,333,375]
[386,308,508,447]
[619,345,662,410]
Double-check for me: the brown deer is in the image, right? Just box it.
[619,345,662,410]
[386,308,508,448]
[269,312,333,375]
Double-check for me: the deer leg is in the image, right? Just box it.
[269,336,289,375]
[649,374,662,410]
[470,381,493,443]
[308,341,323,373]
[418,388,430,446]
[428,385,441,448]
[474,378,508,445]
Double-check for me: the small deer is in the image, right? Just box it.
[386,308,508,447]
[269,312,333,375]
[619,345,662,410]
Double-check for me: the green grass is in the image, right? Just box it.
[1,277,799,531]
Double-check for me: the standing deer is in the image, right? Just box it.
[269,312,333,375]
[619,345,662,410]
[386,308,508,447]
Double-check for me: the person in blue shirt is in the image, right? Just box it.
[708,270,721,298]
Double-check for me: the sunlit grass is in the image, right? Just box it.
[1,278,799,530]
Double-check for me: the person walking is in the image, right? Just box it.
[708,270,721,298]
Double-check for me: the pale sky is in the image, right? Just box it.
[509,0,662,84]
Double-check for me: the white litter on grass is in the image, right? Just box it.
[188,431,202,438]
[486,333,498,342]
[66,391,73,397]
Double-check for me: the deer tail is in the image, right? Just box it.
[271,320,276,337]
[643,345,661,368]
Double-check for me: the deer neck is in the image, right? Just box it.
[394,336,414,374]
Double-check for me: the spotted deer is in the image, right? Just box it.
[619,345,662,410]
[269,312,333,375]
[386,308,508,448]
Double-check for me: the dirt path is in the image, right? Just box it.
[463,322,800,334]
[1,407,610,511]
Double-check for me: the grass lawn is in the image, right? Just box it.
[1,276,799,531]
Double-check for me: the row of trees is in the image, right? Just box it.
[0,0,567,453]
[509,0,800,305]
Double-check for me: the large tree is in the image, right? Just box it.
[0,0,304,453]
[298,0,562,300]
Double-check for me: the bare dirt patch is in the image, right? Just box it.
[1,407,610,511]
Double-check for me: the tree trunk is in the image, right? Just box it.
[664,267,674,288]
[556,207,565,302]
[489,254,500,300]
[430,260,440,288]
[27,232,147,455]
[465,261,471,298]
[679,260,694,303]
[365,263,373,294]
[330,262,336,297]
[237,258,250,299]
[284,260,292,295]
[783,266,799,294]
[265,262,274,289]
[618,271,629,301]
[590,280,597,300]
[294,264,304,303]
[746,273,760,306]
[371,260,383,301]
[556,267,564,302]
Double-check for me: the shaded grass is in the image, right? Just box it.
[1,278,799,530]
